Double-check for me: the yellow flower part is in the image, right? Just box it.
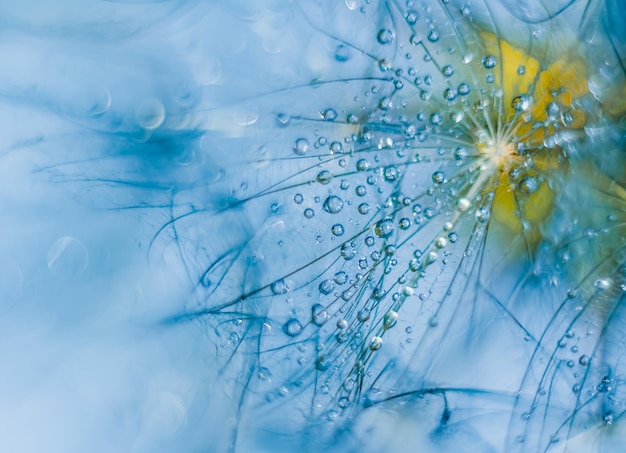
[475,33,589,247]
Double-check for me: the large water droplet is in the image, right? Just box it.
[375,218,394,238]
[271,279,290,295]
[377,29,394,45]
[319,279,335,295]
[312,304,330,326]
[283,318,303,336]
[323,195,344,214]
[293,138,309,155]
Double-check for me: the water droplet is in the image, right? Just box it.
[375,218,395,238]
[257,366,272,382]
[475,207,490,223]
[340,242,357,260]
[458,82,470,96]
[595,278,611,291]
[383,166,398,181]
[357,308,371,322]
[405,10,419,24]
[399,218,411,229]
[316,355,330,371]
[136,99,165,129]
[428,30,440,42]
[304,208,315,219]
[317,170,333,184]
[322,109,337,121]
[323,195,344,214]
[482,55,497,69]
[355,185,367,196]
[331,224,345,236]
[546,102,560,117]
[520,177,538,194]
[377,29,394,45]
[444,88,457,101]
[430,112,443,125]
[283,318,303,336]
[312,304,330,326]
[356,159,370,171]
[378,59,393,72]
[432,171,445,184]
[512,95,532,112]
[369,336,383,350]
[334,271,348,285]
[383,310,398,329]
[336,318,348,330]
[319,279,335,295]
[271,279,290,295]
[335,44,350,62]
[329,141,343,154]
[442,65,454,77]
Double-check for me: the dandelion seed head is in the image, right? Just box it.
[77,0,625,451]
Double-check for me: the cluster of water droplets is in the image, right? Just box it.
[162,1,626,451]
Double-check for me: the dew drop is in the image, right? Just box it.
[383,166,398,181]
[442,65,454,77]
[319,279,335,295]
[383,310,398,329]
[322,109,337,121]
[357,308,371,322]
[375,218,395,238]
[335,44,350,62]
[427,30,440,42]
[369,336,383,350]
[270,279,290,295]
[316,355,330,371]
[512,95,532,112]
[329,141,343,154]
[444,88,457,101]
[432,171,445,184]
[312,304,330,326]
[356,158,370,171]
[475,207,490,223]
[334,271,348,285]
[340,242,357,260]
[331,224,345,236]
[482,55,496,68]
[317,170,333,184]
[323,195,344,214]
[283,318,303,336]
[293,138,309,155]
[405,10,419,24]
[520,177,538,194]
[257,366,272,382]
[377,29,394,45]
